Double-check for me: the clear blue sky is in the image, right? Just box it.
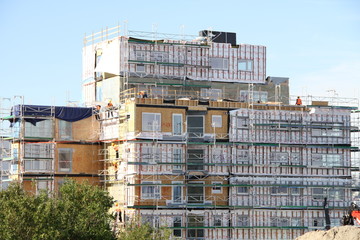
[1,0,359,106]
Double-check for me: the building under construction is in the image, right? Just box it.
[1,26,360,239]
[0,99,101,193]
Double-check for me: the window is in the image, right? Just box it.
[311,123,344,137]
[1,161,10,173]
[312,154,342,167]
[290,153,300,165]
[172,114,183,136]
[150,51,168,62]
[271,217,290,227]
[210,57,228,70]
[212,149,225,163]
[136,64,145,72]
[37,181,49,195]
[212,182,222,194]
[237,186,249,194]
[24,160,52,172]
[326,154,343,167]
[312,188,324,200]
[10,164,18,174]
[239,90,268,103]
[141,181,161,199]
[142,215,160,228]
[173,216,182,237]
[212,115,222,128]
[292,218,302,227]
[24,143,53,158]
[235,149,249,164]
[12,147,19,161]
[136,51,146,61]
[142,113,161,131]
[59,120,72,140]
[290,188,301,195]
[236,117,249,128]
[214,215,222,226]
[313,218,325,227]
[200,88,222,100]
[312,154,323,167]
[187,215,204,239]
[173,148,182,170]
[271,152,289,164]
[172,182,182,203]
[187,149,204,171]
[237,215,249,227]
[329,189,345,201]
[238,60,253,71]
[187,182,204,204]
[187,116,204,139]
[271,187,288,195]
[25,119,53,138]
[142,146,161,163]
[332,123,343,137]
[58,148,73,172]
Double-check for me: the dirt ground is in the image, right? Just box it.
[295,226,360,240]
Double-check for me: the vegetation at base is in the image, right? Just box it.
[0,180,170,240]
[116,217,171,240]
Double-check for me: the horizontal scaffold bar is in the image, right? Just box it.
[128,38,210,47]
[127,183,352,188]
[126,205,349,210]
[166,226,308,230]
[124,139,357,150]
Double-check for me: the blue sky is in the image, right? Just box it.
[1,0,359,106]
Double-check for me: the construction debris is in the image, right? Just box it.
[296,226,360,240]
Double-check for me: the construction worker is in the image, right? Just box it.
[113,160,118,180]
[112,143,119,159]
[106,100,114,117]
[138,91,148,98]
[94,105,101,120]
[296,96,302,105]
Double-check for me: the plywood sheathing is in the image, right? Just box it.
[54,117,100,142]
[133,174,228,206]
[55,143,101,174]
[135,107,186,134]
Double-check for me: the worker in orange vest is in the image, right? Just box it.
[296,96,302,105]
[112,143,119,159]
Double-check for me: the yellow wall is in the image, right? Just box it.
[55,117,100,141]
[55,143,101,174]
[134,175,228,206]
[205,110,229,136]
[135,107,186,133]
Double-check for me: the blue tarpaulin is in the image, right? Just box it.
[10,105,93,126]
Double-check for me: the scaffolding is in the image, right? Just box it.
[0,99,58,192]
[83,27,359,239]
[98,88,358,239]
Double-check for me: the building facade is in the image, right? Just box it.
[0,104,102,193]
[1,27,358,240]
[80,27,359,239]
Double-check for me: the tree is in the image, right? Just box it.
[0,184,39,240]
[0,180,171,240]
[0,180,115,240]
[116,218,171,240]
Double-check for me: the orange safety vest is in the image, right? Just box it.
[296,98,302,105]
